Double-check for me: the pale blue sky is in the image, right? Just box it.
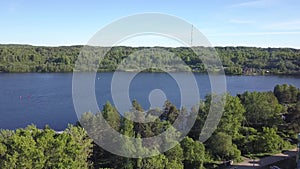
[1,0,300,48]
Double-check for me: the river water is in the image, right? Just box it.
[0,73,299,130]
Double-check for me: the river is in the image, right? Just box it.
[0,73,299,130]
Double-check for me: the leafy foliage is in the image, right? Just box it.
[0,125,93,169]
[206,132,241,161]
[0,45,300,75]
[274,84,300,104]
[0,84,299,168]
[240,91,284,127]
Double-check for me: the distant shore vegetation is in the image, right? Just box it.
[0,44,299,75]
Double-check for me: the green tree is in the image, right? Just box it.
[240,91,284,127]
[274,84,299,103]
[161,100,180,123]
[256,127,287,153]
[218,94,245,138]
[285,101,300,134]
[0,125,93,169]
[206,132,241,161]
[235,127,259,154]
[164,144,184,169]
[181,137,206,169]
[102,101,121,131]
[140,154,167,169]
[132,99,144,112]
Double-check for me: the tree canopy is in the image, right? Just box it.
[0,45,299,75]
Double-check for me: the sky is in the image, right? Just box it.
[1,0,300,48]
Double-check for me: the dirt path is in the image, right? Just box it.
[229,148,297,169]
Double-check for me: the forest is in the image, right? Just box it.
[0,44,300,75]
[0,84,299,169]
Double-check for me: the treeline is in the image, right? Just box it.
[0,84,299,168]
[0,44,300,75]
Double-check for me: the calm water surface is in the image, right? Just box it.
[0,73,299,130]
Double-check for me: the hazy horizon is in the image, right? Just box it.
[1,43,300,49]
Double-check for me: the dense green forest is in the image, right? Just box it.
[0,84,299,169]
[0,44,300,75]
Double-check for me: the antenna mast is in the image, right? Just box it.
[191,24,193,46]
